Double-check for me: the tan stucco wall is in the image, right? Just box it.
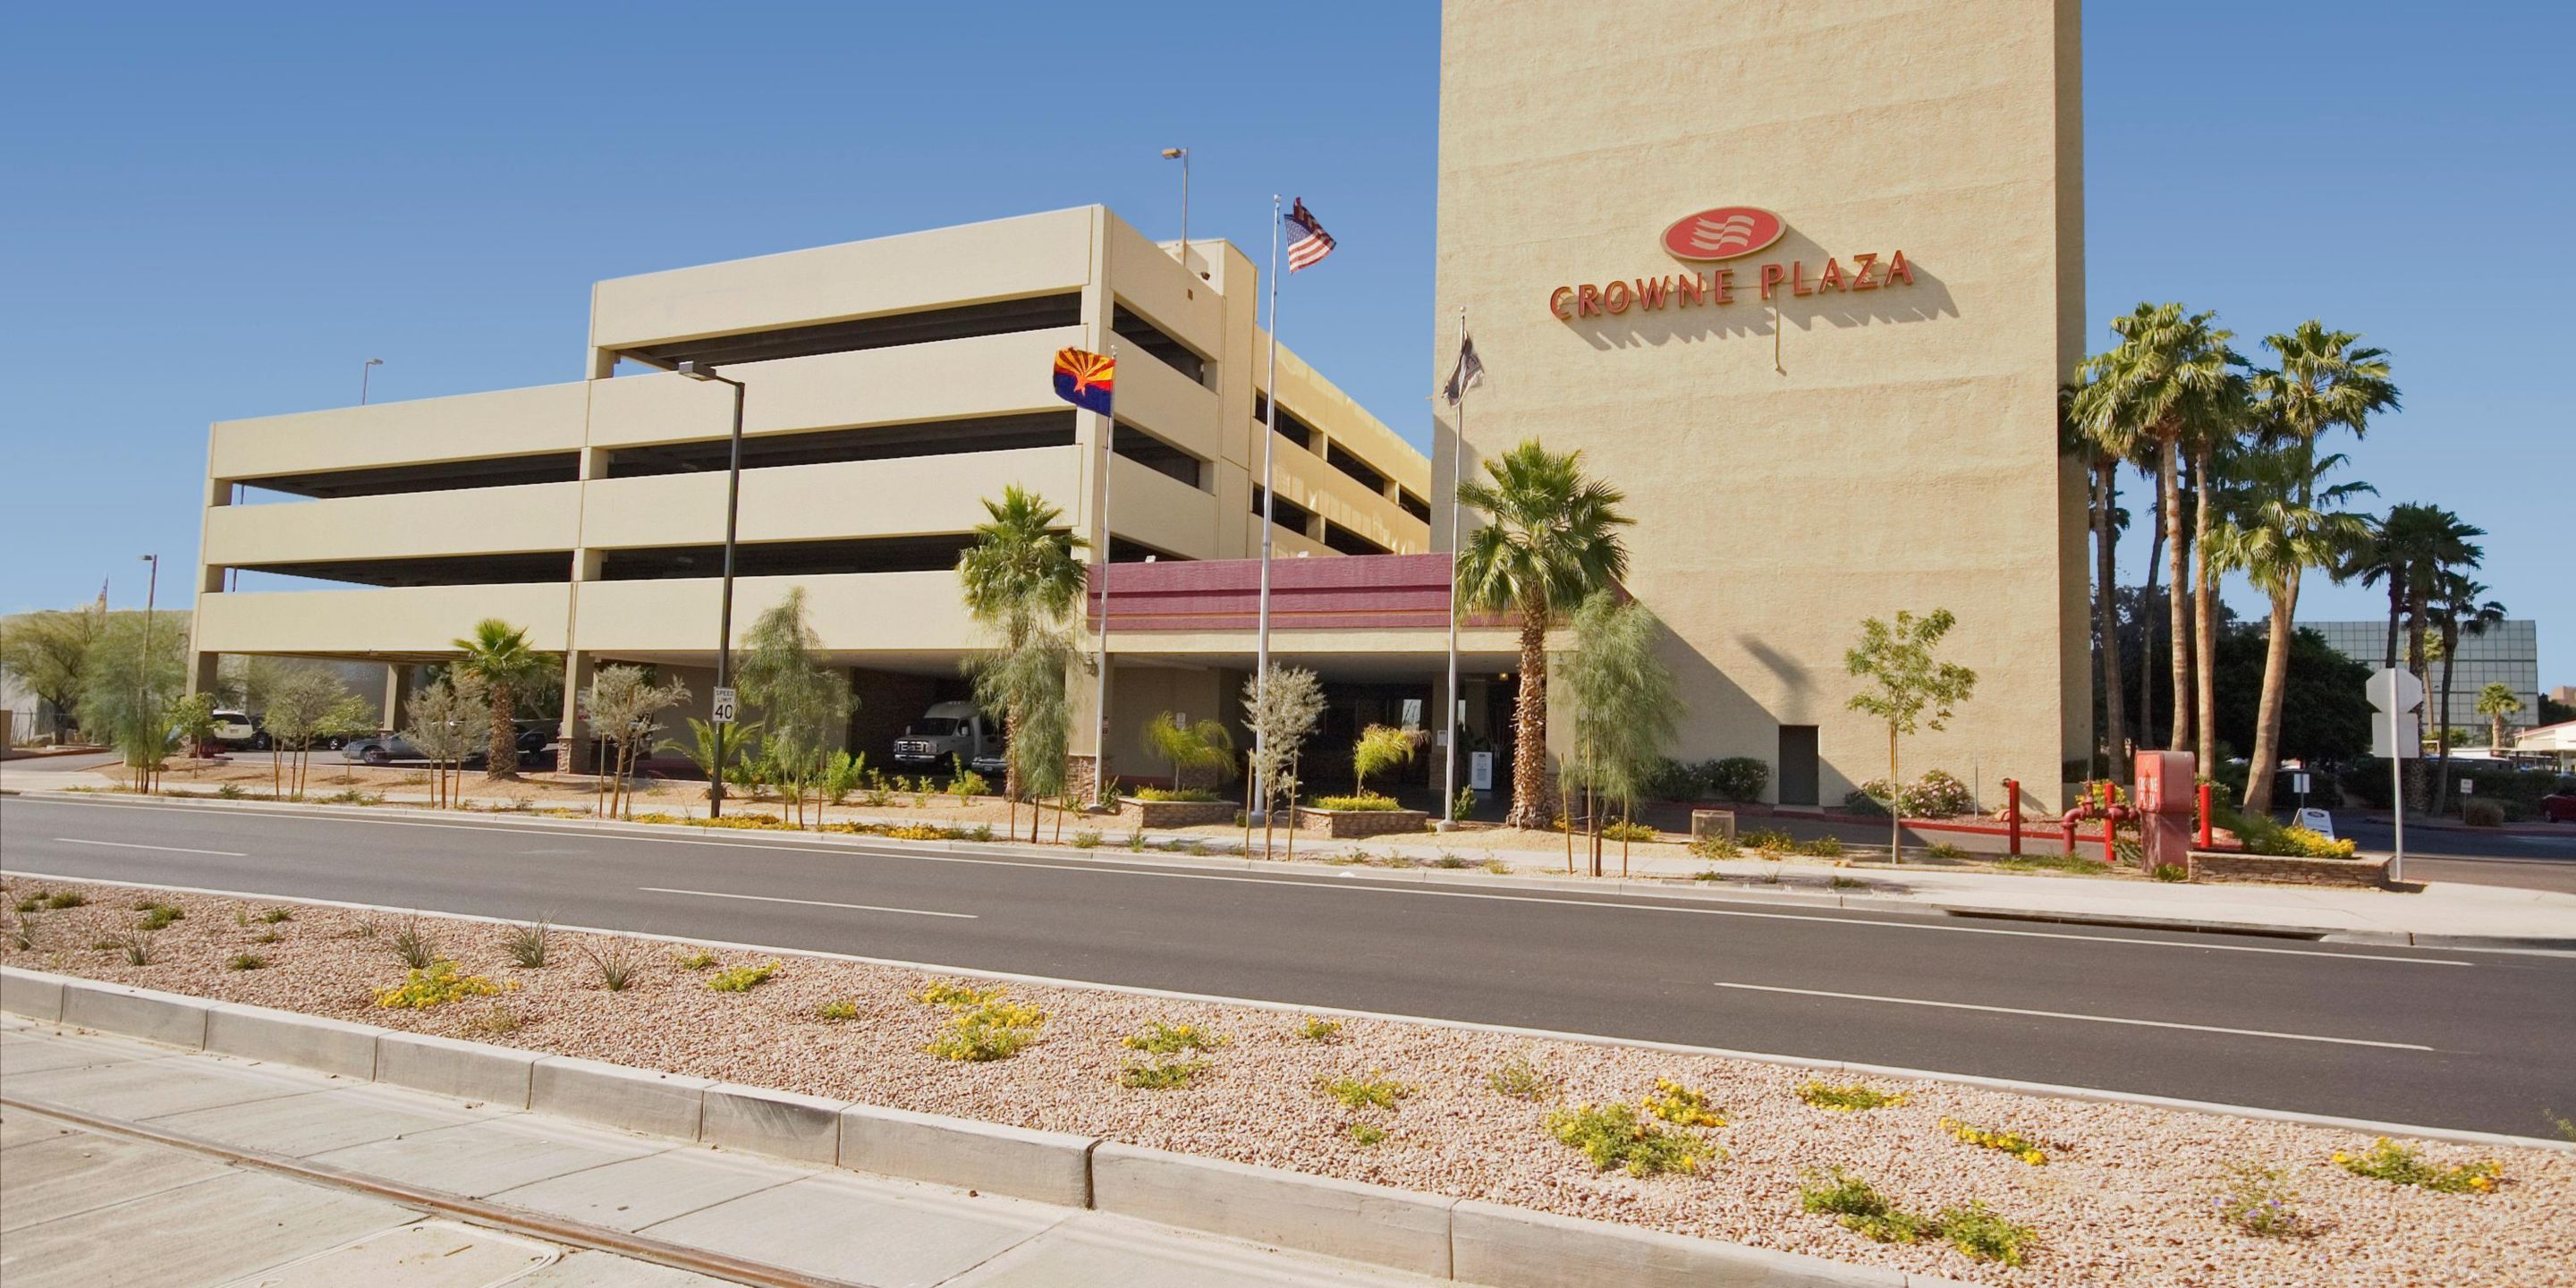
[1434,0,2089,810]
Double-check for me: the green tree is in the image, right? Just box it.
[2210,625,2370,767]
[0,610,101,740]
[166,692,220,775]
[1240,664,1325,857]
[2427,576,2505,811]
[450,619,551,781]
[1145,712,1236,795]
[2477,682,2525,754]
[72,610,188,748]
[736,589,855,826]
[2074,303,2241,759]
[585,665,691,820]
[1453,439,1634,829]
[2208,447,2376,813]
[258,667,370,799]
[1350,724,1416,799]
[1555,591,1679,876]
[1844,608,1979,861]
[970,625,1075,843]
[957,487,1089,828]
[113,695,175,793]
[402,674,490,809]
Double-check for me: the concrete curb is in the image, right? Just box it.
[204,1004,379,1080]
[1092,1141,1457,1279]
[2,965,2011,1288]
[22,787,2576,949]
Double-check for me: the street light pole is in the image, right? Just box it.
[1092,343,1119,806]
[678,360,748,819]
[137,554,160,716]
[1160,148,1190,277]
[360,358,384,405]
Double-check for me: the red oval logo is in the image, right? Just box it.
[1662,207,1785,261]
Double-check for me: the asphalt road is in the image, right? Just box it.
[4,794,2571,1137]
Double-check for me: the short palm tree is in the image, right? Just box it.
[957,487,1088,815]
[2074,303,2240,759]
[450,619,550,781]
[1453,439,1633,829]
[2208,447,2375,813]
[2476,682,2525,754]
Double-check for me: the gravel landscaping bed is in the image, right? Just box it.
[6,875,2570,1287]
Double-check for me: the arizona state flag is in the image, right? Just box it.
[1052,348,1114,415]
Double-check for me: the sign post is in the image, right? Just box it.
[2367,666,2425,883]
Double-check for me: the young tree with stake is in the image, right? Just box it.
[1845,608,1979,862]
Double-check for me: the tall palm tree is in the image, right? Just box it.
[2074,303,2239,758]
[450,619,550,781]
[2208,446,2375,814]
[2476,682,2525,754]
[2062,377,2130,780]
[956,486,1088,811]
[1454,439,1634,830]
[2428,575,2505,812]
[2365,505,2479,809]
[2189,370,2256,772]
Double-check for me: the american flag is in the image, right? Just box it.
[1284,199,1335,272]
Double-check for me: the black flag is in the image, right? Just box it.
[1443,334,1486,406]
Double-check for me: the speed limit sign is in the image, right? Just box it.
[711,686,739,724]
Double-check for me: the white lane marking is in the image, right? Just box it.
[7,867,2555,1152]
[5,798,2472,967]
[1712,982,2437,1051]
[637,886,977,919]
[52,838,247,858]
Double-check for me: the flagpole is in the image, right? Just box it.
[1254,194,1284,822]
[1093,343,1118,805]
[1442,307,1465,831]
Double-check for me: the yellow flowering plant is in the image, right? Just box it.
[1643,1078,1726,1128]
[2333,1138,2501,1194]
[1938,1116,2046,1165]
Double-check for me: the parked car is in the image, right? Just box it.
[893,702,1004,775]
[342,723,552,767]
[208,709,269,750]
[2543,792,2576,824]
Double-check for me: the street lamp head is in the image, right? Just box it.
[1161,148,1186,160]
[365,358,384,368]
[677,360,721,382]
[139,553,156,564]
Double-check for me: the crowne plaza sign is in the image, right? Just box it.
[1549,205,1913,321]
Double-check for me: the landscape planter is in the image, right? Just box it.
[1120,796,1237,828]
[2187,850,2392,888]
[1296,806,1431,839]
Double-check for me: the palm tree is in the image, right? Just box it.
[2361,504,2479,810]
[2189,370,2256,772]
[957,486,1088,821]
[2209,445,2375,814]
[1453,439,1634,830]
[2428,575,2505,811]
[2062,377,2130,780]
[2476,682,2525,754]
[2074,303,2240,759]
[450,619,550,781]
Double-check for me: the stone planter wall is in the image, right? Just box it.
[2188,850,2391,888]
[1122,797,1238,829]
[1298,807,1432,840]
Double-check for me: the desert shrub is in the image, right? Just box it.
[674,949,719,970]
[226,953,267,971]
[707,961,781,992]
[1643,1078,1725,1127]
[1071,830,1102,849]
[1546,1103,1709,1177]
[884,823,945,841]
[2213,1160,2311,1238]
[1641,757,1699,802]
[1843,788,1890,818]
[216,784,248,799]
[376,960,504,1009]
[1924,842,1970,861]
[926,1000,1045,1062]
[1801,1168,1927,1242]
[1429,852,1473,869]
[1740,827,1795,854]
[1483,858,1512,874]
[2462,799,2505,828]
[946,770,992,799]
[1938,1117,2046,1165]
[2154,863,2190,883]
[1295,1016,1344,1043]
[1690,833,1740,860]
[1934,1201,2038,1266]
[501,919,550,969]
[1800,1080,1906,1112]
[916,979,1006,1009]
[1310,793,1404,812]
[686,813,796,830]
[1132,786,1223,802]
[2333,1138,2502,1193]
[1699,756,1770,803]
[135,902,185,931]
[581,943,640,991]
[1794,835,1843,857]
[1319,1073,1411,1111]
[1905,770,1977,818]
[1829,875,1868,890]
[466,1004,525,1036]
[256,906,292,923]
[1451,787,1477,821]
[108,930,157,964]
[387,919,439,969]
[1122,1021,1228,1055]
[1487,1053,1557,1102]
[1346,1122,1388,1147]
[1601,819,1658,843]
[2222,808,2359,859]
[47,892,89,911]
[1116,1058,1208,1089]
[816,1000,860,1021]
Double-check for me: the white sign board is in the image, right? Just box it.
[2366,666,2425,716]
[710,686,739,724]
[2458,779,2473,796]
[1401,699,1423,730]
[2292,771,2311,796]
[2370,711,2419,759]
[2293,808,2336,840]
[1469,751,1495,792]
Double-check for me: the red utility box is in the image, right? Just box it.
[2131,750,2197,873]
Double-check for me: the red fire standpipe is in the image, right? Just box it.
[2101,808,2119,866]
[2197,782,2214,850]
[2003,778,2021,856]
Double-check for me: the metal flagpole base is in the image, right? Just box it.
[1432,819,1461,833]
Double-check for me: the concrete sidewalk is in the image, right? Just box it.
[0,1019,1447,1288]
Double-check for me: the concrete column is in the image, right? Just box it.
[379,664,411,734]
[556,651,596,774]
[185,652,220,700]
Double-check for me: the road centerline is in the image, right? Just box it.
[1712,982,2438,1051]
[636,886,978,919]
[52,837,247,858]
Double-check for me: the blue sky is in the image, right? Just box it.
[2,2,2565,682]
